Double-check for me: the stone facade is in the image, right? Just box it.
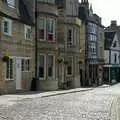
[57,0,81,89]
[79,0,104,86]
[0,0,35,94]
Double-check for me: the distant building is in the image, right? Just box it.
[79,0,104,86]
[104,21,120,84]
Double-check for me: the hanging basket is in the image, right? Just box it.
[2,56,9,62]
[57,58,63,63]
[78,60,82,64]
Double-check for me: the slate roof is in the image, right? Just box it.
[19,0,34,25]
[104,32,116,50]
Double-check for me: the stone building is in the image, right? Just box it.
[104,21,120,84]
[56,0,81,88]
[79,0,104,86]
[36,0,59,90]
[0,0,35,94]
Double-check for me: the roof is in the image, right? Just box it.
[19,0,34,25]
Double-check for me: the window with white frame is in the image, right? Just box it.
[21,59,30,72]
[6,58,13,80]
[47,55,53,77]
[67,29,73,46]
[67,57,73,75]
[25,25,32,40]
[38,55,54,79]
[38,18,45,40]
[3,18,12,36]
[47,19,55,41]
[7,0,15,8]
[38,55,45,78]
[38,18,55,41]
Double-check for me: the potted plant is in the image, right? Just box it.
[2,55,9,62]
[57,57,63,63]
[78,60,82,64]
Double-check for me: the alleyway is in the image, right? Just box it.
[0,84,120,120]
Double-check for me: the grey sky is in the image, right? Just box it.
[80,0,120,26]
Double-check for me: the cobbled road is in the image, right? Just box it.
[0,84,120,120]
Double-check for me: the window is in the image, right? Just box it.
[47,55,53,77]
[25,25,32,40]
[47,19,55,41]
[38,55,44,78]
[39,18,45,40]
[7,0,15,8]
[67,29,73,46]
[38,18,55,41]
[3,18,12,36]
[6,58,13,80]
[67,57,73,75]
[114,53,117,63]
[21,59,30,72]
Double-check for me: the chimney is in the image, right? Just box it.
[111,20,117,26]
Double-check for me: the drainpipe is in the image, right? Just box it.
[31,0,38,91]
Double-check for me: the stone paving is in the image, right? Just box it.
[0,84,120,120]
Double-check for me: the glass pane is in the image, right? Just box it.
[39,67,44,77]
[4,21,8,33]
[38,55,44,77]
[39,55,44,66]
[21,59,24,71]
[47,55,53,67]
[6,60,9,79]
[47,19,54,33]
[10,59,13,79]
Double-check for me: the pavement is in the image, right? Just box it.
[0,84,120,120]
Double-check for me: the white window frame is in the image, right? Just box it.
[24,25,32,40]
[39,17,46,41]
[5,57,14,81]
[7,0,15,8]
[3,18,12,36]
[38,54,55,80]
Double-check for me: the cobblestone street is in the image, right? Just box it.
[0,85,120,120]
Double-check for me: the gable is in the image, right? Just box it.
[104,32,115,50]
[111,33,120,50]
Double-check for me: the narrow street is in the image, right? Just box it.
[0,84,120,120]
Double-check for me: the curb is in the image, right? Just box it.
[41,88,93,98]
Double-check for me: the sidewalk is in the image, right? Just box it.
[0,88,93,106]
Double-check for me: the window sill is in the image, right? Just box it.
[5,79,14,81]
[4,33,12,37]
[22,71,31,72]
